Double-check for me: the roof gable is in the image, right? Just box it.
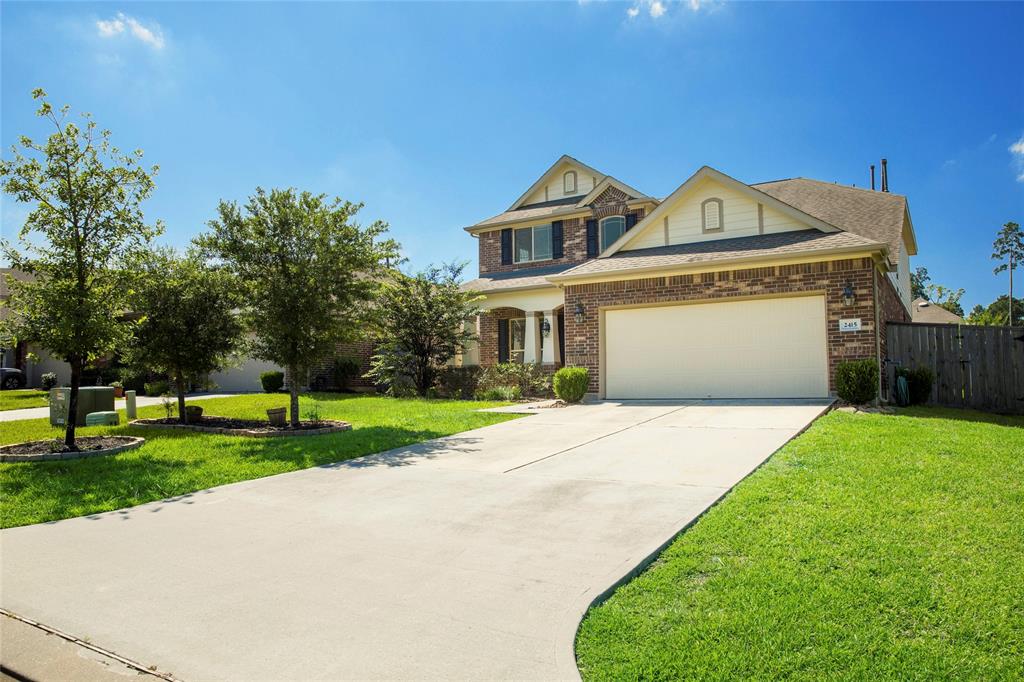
[602,166,842,257]
[508,155,607,210]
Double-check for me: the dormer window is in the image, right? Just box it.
[563,170,577,195]
[600,216,626,251]
[702,198,724,233]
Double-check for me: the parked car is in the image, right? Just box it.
[0,367,27,390]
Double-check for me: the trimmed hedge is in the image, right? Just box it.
[260,370,284,393]
[553,367,589,403]
[835,359,878,404]
[143,379,170,397]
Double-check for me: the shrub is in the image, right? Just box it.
[475,385,522,402]
[108,381,123,389]
[835,359,878,404]
[553,367,589,403]
[260,370,284,393]
[332,356,362,391]
[40,372,59,390]
[144,379,171,397]
[477,363,550,398]
[896,366,934,405]
[437,366,482,400]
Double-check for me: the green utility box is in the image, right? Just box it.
[49,387,116,426]
[85,411,119,426]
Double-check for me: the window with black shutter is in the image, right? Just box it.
[497,319,509,363]
[552,220,564,259]
[500,228,513,265]
[586,219,598,257]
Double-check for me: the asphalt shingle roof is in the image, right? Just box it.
[911,297,965,324]
[552,230,882,279]
[753,178,908,262]
[461,262,578,293]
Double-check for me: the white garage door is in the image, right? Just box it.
[605,295,828,399]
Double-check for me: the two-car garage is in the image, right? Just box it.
[603,295,830,399]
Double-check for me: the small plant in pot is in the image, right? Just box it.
[109,381,124,398]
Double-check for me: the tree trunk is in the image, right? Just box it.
[176,370,188,424]
[289,364,300,427]
[64,358,82,450]
[1009,252,1014,326]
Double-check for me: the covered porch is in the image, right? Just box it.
[462,287,566,369]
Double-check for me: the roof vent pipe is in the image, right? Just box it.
[870,164,876,191]
[881,158,889,192]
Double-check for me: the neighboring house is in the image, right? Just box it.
[910,297,965,324]
[460,155,916,400]
[0,268,72,387]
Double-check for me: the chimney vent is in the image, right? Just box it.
[870,164,876,191]
[881,158,889,192]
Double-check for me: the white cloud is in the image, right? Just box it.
[1010,136,1024,182]
[95,12,165,50]
[625,0,712,20]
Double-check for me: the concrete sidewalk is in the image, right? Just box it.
[0,392,240,422]
[1,399,831,681]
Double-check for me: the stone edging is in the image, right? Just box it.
[0,437,145,463]
[129,419,352,438]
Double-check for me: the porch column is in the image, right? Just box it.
[541,310,559,365]
[523,312,541,364]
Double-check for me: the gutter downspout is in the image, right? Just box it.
[874,268,883,405]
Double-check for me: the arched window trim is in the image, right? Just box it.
[701,197,724,233]
[599,215,627,252]
[563,170,578,195]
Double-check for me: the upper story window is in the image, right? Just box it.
[600,216,626,251]
[514,224,553,263]
[563,171,577,195]
[702,198,724,233]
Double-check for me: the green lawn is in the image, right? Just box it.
[576,407,1024,680]
[0,389,50,411]
[0,393,517,528]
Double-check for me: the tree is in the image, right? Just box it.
[367,263,481,396]
[992,221,1023,326]
[925,284,965,317]
[129,250,244,423]
[197,188,400,426]
[911,266,931,300]
[0,89,160,449]
[966,295,1024,326]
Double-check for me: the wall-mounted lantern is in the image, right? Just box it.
[842,283,856,307]
[574,303,586,324]
[540,318,551,337]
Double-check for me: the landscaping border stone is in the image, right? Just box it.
[0,436,145,463]
[129,419,352,438]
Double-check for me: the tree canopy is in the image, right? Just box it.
[129,249,244,423]
[367,263,481,396]
[197,187,401,425]
[991,221,1022,325]
[0,89,161,448]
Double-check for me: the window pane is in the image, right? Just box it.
[514,228,533,263]
[533,224,552,260]
[601,217,626,251]
[509,319,526,363]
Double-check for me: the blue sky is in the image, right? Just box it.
[2,1,1022,310]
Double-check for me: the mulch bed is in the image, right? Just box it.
[0,436,145,463]
[130,416,351,438]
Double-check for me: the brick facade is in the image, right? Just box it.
[478,187,647,275]
[287,340,377,391]
[559,257,886,394]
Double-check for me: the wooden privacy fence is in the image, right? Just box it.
[886,323,1024,414]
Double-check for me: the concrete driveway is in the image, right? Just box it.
[1,399,830,681]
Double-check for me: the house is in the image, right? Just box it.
[910,297,965,324]
[460,156,916,400]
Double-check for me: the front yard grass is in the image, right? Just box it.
[576,407,1024,680]
[0,389,50,411]
[0,393,517,528]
